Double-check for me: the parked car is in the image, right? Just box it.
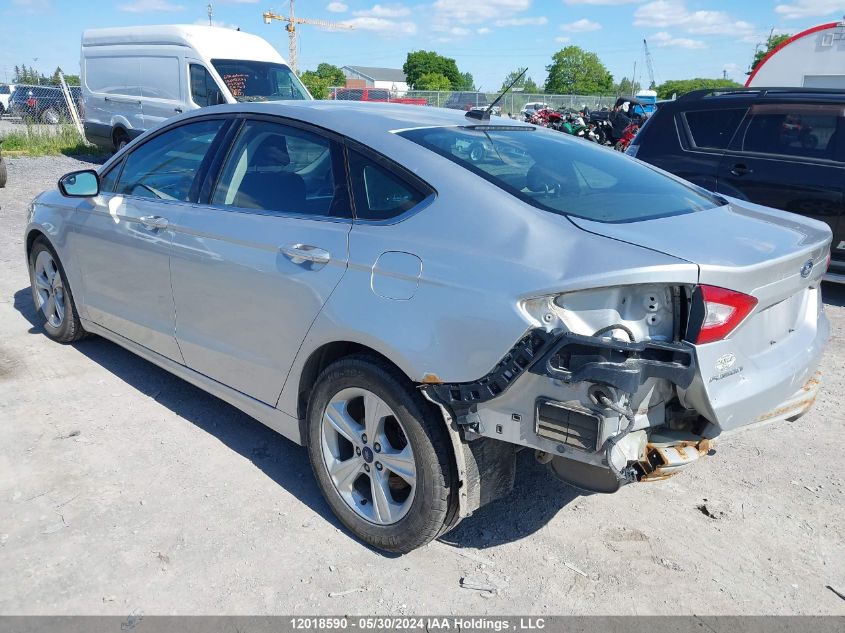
[520,101,548,120]
[628,87,845,282]
[0,83,15,115]
[26,102,830,553]
[81,24,310,151]
[443,91,487,111]
[332,87,427,106]
[8,84,81,124]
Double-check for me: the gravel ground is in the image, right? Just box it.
[1,156,844,615]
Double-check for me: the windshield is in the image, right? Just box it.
[211,59,309,102]
[398,126,723,223]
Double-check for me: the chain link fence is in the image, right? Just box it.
[330,88,621,115]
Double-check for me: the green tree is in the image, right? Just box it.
[299,71,331,99]
[316,63,345,86]
[614,77,641,96]
[544,46,614,95]
[456,71,475,91]
[749,33,791,74]
[403,50,462,89]
[655,78,742,100]
[299,63,347,99]
[501,69,539,93]
[415,72,451,91]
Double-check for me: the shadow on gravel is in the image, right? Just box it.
[12,287,348,542]
[439,450,583,550]
[822,282,845,308]
[15,286,582,552]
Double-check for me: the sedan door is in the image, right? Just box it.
[70,118,229,361]
[169,117,352,405]
[716,103,845,238]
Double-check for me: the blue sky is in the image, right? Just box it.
[1,0,843,90]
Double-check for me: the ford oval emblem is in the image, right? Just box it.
[800,260,814,278]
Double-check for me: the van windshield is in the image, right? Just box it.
[211,59,309,101]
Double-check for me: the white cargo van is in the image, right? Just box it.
[81,24,311,150]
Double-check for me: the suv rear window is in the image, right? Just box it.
[399,126,723,223]
[684,108,745,150]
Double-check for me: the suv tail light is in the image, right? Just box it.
[692,285,758,345]
[26,97,36,108]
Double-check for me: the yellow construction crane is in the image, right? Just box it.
[262,1,352,73]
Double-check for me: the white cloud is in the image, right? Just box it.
[560,18,602,32]
[354,3,411,18]
[477,27,492,34]
[449,26,471,35]
[634,0,756,37]
[193,18,238,28]
[432,0,532,24]
[326,1,348,11]
[562,0,641,4]
[342,16,416,36]
[775,0,844,19]
[556,36,571,43]
[495,16,548,26]
[119,0,184,12]
[651,31,706,49]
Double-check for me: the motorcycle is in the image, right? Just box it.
[614,122,640,152]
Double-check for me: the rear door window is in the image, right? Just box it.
[683,108,746,150]
[738,104,843,161]
[211,119,348,217]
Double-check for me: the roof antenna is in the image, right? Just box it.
[466,67,527,121]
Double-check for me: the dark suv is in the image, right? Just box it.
[8,85,82,124]
[629,87,845,281]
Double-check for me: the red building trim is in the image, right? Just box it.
[745,22,839,87]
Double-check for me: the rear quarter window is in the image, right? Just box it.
[683,108,746,150]
[738,103,843,162]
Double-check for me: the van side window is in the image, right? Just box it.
[740,104,842,161]
[683,109,745,150]
[347,150,426,221]
[190,64,223,107]
[116,119,225,201]
[212,120,348,218]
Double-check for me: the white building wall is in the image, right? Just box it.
[749,23,845,88]
[373,79,409,94]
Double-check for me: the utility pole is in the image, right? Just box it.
[207,3,213,26]
[262,1,352,73]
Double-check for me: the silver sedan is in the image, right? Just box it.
[25,101,831,552]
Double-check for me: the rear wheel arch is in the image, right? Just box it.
[296,341,414,436]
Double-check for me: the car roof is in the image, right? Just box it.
[181,100,532,137]
[664,87,845,111]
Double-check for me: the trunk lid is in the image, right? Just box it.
[570,197,832,430]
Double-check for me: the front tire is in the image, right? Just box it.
[28,237,86,343]
[306,356,455,553]
[40,107,60,125]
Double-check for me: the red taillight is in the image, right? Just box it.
[694,285,758,345]
[26,97,36,107]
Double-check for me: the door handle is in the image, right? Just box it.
[730,163,753,177]
[279,244,331,265]
[138,215,169,230]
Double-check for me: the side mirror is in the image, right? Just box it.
[58,169,100,198]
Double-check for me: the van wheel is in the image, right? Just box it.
[468,142,485,163]
[41,108,60,125]
[28,237,86,343]
[306,355,456,553]
[113,129,129,152]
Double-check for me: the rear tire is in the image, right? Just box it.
[306,355,456,553]
[40,107,60,125]
[113,129,129,153]
[28,237,86,343]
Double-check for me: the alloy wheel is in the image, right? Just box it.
[33,250,65,328]
[320,387,416,525]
